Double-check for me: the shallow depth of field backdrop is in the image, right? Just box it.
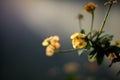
[1,0,120,80]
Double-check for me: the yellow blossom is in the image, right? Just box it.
[46,45,55,56]
[108,53,117,61]
[42,37,53,46]
[115,40,120,47]
[53,42,61,49]
[83,2,97,14]
[71,32,87,49]
[72,38,87,48]
[70,32,86,39]
[42,35,61,56]
[42,39,49,46]
[52,35,60,41]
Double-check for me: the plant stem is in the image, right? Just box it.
[90,12,94,33]
[96,4,112,39]
[79,19,82,30]
[55,48,81,53]
[90,12,95,38]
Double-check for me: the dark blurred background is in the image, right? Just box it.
[1,0,120,80]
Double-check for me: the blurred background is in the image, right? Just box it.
[1,0,120,80]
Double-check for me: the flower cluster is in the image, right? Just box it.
[42,0,120,75]
[42,36,60,56]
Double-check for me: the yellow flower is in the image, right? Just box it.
[52,42,61,49]
[42,39,49,46]
[83,2,97,14]
[42,35,61,56]
[115,40,120,47]
[42,35,60,46]
[72,38,87,48]
[46,45,55,56]
[52,35,60,41]
[70,32,86,39]
[71,32,87,49]
[42,36,53,46]
[108,53,117,61]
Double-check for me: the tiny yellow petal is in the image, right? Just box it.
[54,42,61,49]
[70,32,86,39]
[46,45,55,56]
[70,33,80,39]
[53,35,60,41]
[42,40,49,46]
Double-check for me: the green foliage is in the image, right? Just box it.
[78,49,88,56]
[106,46,120,55]
[99,34,113,42]
[88,51,97,62]
[80,29,85,34]
[96,51,104,65]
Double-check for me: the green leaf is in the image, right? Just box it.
[89,49,96,55]
[99,34,113,42]
[96,51,104,65]
[106,46,120,56]
[80,29,85,34]
[85,41,92,50]
[87,30,99,40]
[78,49,88,56]
[88,53,97,62]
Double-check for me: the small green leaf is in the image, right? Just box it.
[87,30,99,40]
[99,34,113,42]
[106,46,120,56]
[89,49,96,55]
[80,29,85,34]
[85,41,92,50]
[96,52,104,65]
[78,49,88,56]
[88,53,97,62]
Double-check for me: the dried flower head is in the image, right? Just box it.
[83,2,97,14]
[78,14,83,20]
[108,52,117,61]
[104,0,117,6]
